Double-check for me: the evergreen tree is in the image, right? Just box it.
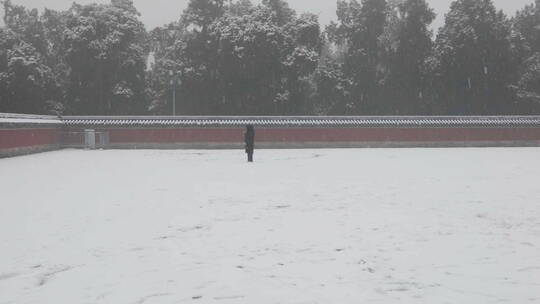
[334,0,388,114]
[435,0,516,114]
[0,28,57,114]
[262,0,296,26]
[513,0,540,112]
[2,0,540,116]
[2,0,48,55]
[514,0,540,53]
[62,1,147,114]
[313,57,351,114]
[148,0,321,115]
[383,0,435,114]
[0,1,60,114]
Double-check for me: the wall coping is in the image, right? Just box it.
[2,113,540,128]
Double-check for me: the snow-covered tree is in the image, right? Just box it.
[333,0,388,114]
[382,0,435,114]
[434,0,516,114]
[147,0,321,115]
[512,0,540,113]
[62,1,147,114]
[0,29,58,114]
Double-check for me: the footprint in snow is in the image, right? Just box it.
[36,265,75,287]
[0,272,19,281]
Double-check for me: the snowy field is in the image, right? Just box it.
[1,148,540,304]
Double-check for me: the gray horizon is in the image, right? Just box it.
[0,0,535,31]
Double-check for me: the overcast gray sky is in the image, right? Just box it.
[0,0,535,31]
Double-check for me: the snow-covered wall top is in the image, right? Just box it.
[57,115,540,128]
[0,113,62,126]
[3,113,540,128]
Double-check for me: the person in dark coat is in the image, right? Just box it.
[244,125,255,162]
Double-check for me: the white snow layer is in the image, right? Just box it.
[0,148,539,304]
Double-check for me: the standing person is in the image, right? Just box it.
[244,125,255,162]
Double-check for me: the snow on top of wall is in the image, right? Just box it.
[0,113,62,125]
[2,114,540,128]
[61,116,540,128]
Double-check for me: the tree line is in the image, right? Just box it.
[1,0,540,116]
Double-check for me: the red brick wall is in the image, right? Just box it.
[108,128,242,143]
[2,126,540,157]
[99,127,540,144]
[0,128,60,149]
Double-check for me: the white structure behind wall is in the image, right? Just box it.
[84,129,96,150]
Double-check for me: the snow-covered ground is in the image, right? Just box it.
[1,148,539,304]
